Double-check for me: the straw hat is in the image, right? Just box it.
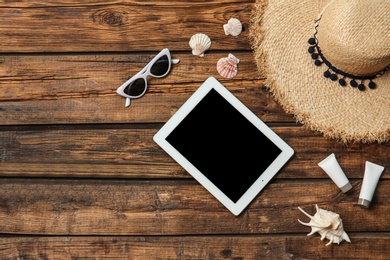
[250,0,390,143]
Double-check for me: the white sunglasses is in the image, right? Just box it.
[116,48,180,107]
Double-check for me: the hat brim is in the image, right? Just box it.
[250,0,390,143]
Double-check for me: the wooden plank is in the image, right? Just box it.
[1,126,388,178]
[1,235,389,259]
[0,0,386,258]
[0,52,291,125]
[0,178,389,235]
[0,1,253,53]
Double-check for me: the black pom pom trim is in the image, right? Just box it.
[339,78,346,86]
[324,70,330,78]
[308,18,388,91]
[311,53,319,60]
[368,81,376,89]
[330,74,338,81]
[308,38,316,45]
[350,80,358,87]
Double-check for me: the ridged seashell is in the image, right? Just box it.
[298,205,351,246]
[189,33,211,57]
[216,53,240,79]
[223,18,242,37]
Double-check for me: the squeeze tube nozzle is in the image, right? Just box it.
[318,153,352,193]
[358,161,385,208]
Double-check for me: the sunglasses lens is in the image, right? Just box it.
[150,55,169,76]
[124,78,146,97]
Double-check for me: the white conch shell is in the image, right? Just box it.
[298,205,351,246]
[223,18,242,37]
[216,53,240,79]
[189,33,211,57]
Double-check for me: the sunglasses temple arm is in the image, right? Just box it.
[125,97,131,107]
[172,59,180,64]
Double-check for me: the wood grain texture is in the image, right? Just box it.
[0,1,252,53]
[0,126,388,178]
[0,178,389,235]
[0,53,291,125]
[1,235,390,259]
[0,0,389,258]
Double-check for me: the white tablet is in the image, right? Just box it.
[154,77,294,216]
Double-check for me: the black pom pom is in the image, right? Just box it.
[368,81,376,89]
[358,84,365,91]
[350,79,358,87]
[314,60,322,66]
[311,53,319,59]
[308,46,315,53]
[339,78,346,86]
[330,74,338,81]
[323,70,331,78]
[308,38,316,45]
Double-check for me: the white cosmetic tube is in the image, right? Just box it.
[358,161,385,208]
[318,153,352,193]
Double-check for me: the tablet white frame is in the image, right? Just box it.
[153,77,294,216]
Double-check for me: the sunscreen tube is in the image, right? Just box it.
[318,153,352,193]
[358,161,385,208]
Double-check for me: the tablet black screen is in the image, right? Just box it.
[166,88,282,203]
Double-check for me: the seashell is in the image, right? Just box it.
[223,18,242,37]
[216,53,240,79]
[189,33,211,57]
[298,205,351,246]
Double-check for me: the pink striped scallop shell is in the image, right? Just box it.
[216,53,240,79]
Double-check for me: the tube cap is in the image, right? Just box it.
[340,182,352,193]
[358,198,371,208]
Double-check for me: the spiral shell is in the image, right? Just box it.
[223,18,242,37]
[298,205,351,246]
[189,33,211,57]
[216,53,240,79]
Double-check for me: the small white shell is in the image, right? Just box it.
[189,33,211,57]
[223,18,242,37]
[216,53,240,79]
[298,205,351,246]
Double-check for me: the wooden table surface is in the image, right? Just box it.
[0,1,389,259]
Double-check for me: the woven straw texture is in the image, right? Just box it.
[250,0,390,143]
[316,0,390,75]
